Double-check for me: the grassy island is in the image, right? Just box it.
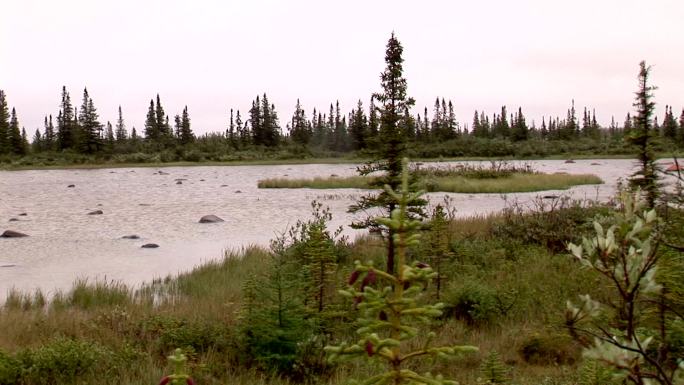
[258,163,603,193]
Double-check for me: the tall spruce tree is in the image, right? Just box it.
[290,99,310,145]
[627,61,659,208]
[115,106,127,142]
[0,90,9,154]
[144,99,157,140]
[349,100,368,150]
[8,108,24,155]
[57,86,76,151]
[178,106,194,145]
[78,88,103,154]
[349,33,422,275]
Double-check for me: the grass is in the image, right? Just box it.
[258,172,603,193]
[0,202,622,385]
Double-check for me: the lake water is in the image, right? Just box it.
[0,159,643,299]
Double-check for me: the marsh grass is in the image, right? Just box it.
[0,208,620,385]
[258,172,602,193]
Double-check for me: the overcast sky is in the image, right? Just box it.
[2,0,683,135]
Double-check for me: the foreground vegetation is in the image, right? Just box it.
[4,192,681,385]
[258,163,603,193]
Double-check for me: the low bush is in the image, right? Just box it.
[17,337,110,385]
[519,334,580,365]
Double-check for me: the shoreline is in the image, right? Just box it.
[0,153,663,172]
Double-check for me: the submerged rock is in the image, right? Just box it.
[88,210,104,215]
[18,213,27,216]
[67,184,75,188]
[121,235,140,240]
[1,264,16,268]
[1,230,28,238]
[141,243,159,248]
[564,159,575,164]
[8,218,18,222]
[176,181,183,185]
[199,215,224,223]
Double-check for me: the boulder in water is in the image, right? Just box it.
[88,210,103,215]
[8,218,18,222]
[67,184,75,188]
[122,235,140,240]
[199,215,224,223]
[564,159,575,164]
[141,243,159,248]
[1,230,28,238]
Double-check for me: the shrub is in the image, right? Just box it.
[0,350,21,385]
[519,334,580,365]
[18,337,109,385]
[443,279,500,325]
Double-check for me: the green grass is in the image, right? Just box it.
[5,199,681,385]
[258,172,603,193]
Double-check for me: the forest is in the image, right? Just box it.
[0,64,683,166]
[1,33,683,385]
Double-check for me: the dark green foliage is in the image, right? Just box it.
[17,337,109,385]
[288,202,340,313]
[443,278,501,325]
[627,61,660,207]
[140,316,232,356]
[78,88,103,154]
[178,106,194,145]
[250,94,281,147]
[0,90,10,154]
[479,351,509,384]
[492,196,609,252]
[519,334,580,365]
[349,33,423,275]
[56,86,77,151]
[578,359,619,385]
[238,235,314,375]
[0,349,21,385]
[8,108,25,155]
[327,158,477,385]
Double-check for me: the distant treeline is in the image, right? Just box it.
[0,87,683,163]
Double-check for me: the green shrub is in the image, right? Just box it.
[443,279,500,325]
[18,337,109,385]
[518,334,580,365]
[0,349,21,385]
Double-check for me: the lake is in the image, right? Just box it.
[0,159,640,299]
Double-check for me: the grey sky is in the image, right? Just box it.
[2,0,683,135]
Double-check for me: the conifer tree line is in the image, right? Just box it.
[2,77,684,159]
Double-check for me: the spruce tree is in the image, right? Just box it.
[349,100,369,150]
[104,121,115,150]
[155,94,169,139]
[57,86,76,151]
[227,108,237,148]
[8,108,24,155]
[349,33,422,275]
[180,106,193,145]
[32,129,43,153]
[44,115,55,151]
[144,99,157,141]
[78,88,103,154]
[290,99,310,145]
[0,90,9,154]
[115,106,127,142]
[327,159,477,385]
[627,61,659,208]
[662,106,678,140]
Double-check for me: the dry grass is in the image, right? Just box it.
[258,172,603,193]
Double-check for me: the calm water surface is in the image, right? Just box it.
[0,159,639,299]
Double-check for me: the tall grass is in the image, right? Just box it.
[258,172,602,193]
[0,206,629,385]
